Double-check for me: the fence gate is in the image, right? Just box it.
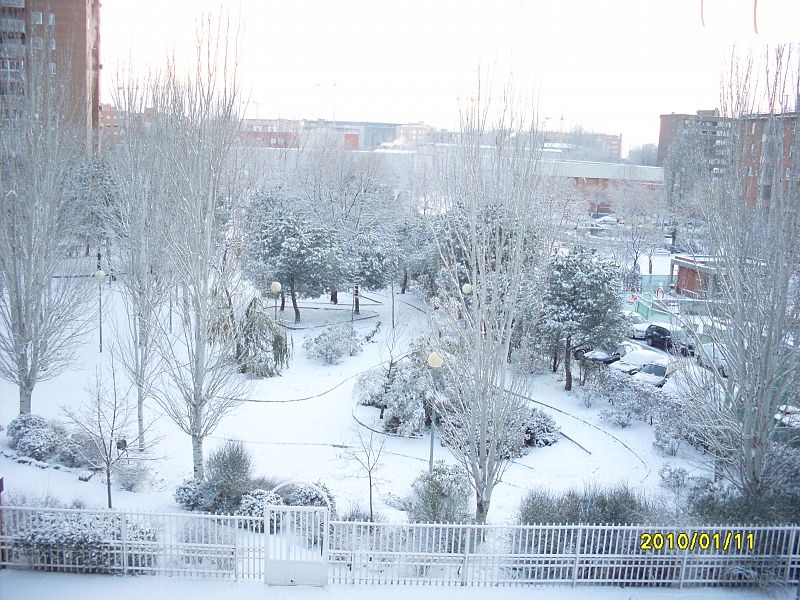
[264,505,330,586]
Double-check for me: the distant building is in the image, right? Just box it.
[238,118,300,149]
[739,111,799,203]
[0,0,101,152]
[543,130,622,162]
[657,109,733,176]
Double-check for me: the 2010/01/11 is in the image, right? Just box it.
[640,531,755,552]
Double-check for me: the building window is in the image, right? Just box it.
[748,166,753,176]
[48,62,55,75]
[30,11,42,25]
[49,38,55,50]
[30,36,43,50]
[47,13,55,27]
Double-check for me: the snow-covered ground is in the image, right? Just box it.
[0,571,786,600]
[0,271,700,523]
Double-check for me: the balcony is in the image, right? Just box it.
[0,0,25,8]
[0,18,25,33]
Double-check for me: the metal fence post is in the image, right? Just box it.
[120,513,128,576]
[679,543,689,589]
[461,525,471,586]
[785,528,797,586]
[572,526,582,587]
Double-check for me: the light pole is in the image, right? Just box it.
[426,351,444,473]
[271,281,282,321]
[94,267,107,353]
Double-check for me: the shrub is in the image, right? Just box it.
[383,361,430,436]
[54,430,91,468]
[284,480,336,515]
[6,489,67,508]
[15,512,157,574]
[174,479,217,512]
[303,324,363,364]
[7,414,51,449]
[658,464,688,493]
[407,462,473,524]
[16,426,59,461]
[340,503,384,523]
[237,297,291,378]
[517,483,655,526]
[115,460,149,492]
[236,489,283,532]
[522,408,560,448]
[653,423,682,457]
[205,440,254,512]
[353,367,386,408]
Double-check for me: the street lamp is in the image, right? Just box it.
[94,268,107,353]
[426,351,444,472]
[270,281,282,321]
[461,282,473,295]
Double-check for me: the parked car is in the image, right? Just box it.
[583,341,639,365]
[644,323,686,352]
[608,348,663,375]
[632,357,672,387]
[623,311,649,339]
[672,330,706,357]
[775,405,800,429]
[696,342,728,377]
[594,215,618,225]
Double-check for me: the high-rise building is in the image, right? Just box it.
[657,109,733,176]
[0,0,100,152]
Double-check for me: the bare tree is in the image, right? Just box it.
[0,40,92,414]
[63,350,160,508]
[345,427,386,522]
[430,81,541,524]
[608,180,662,272]
[680,45,800,500]
[149,15,249,480]
[106,76,172,450]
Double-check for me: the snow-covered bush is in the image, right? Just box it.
[522,408,560,448]
[115,460,149,492]
[205,440,254,512]
[658,464,688,493]
[236,489,283,532]
[303,324,362,365]
[16,425,59,461]
[284,481,336,515]
[383,361,432,436]
[653,424,682,456]
[174,479,217,512]
[7,414,50,449]
[179,519,236,571]
[353,367,386,408]
[54,431,94,468]
[407,462,473,524]
[593,369,664,428]
[16,512,157,574]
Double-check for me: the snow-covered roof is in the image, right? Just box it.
[539,160,664,183]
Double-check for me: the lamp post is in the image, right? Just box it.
[94,268,107,353]
[461,282,473,295]
[426,351,444,473]
[270,281,282,321]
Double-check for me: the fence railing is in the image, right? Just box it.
[1,506,798,588]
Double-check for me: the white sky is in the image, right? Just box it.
[100,0,800,152]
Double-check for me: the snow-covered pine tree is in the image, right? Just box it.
[539,246,625,390]
[244,191,344,323]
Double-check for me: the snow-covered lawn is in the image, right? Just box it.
[0,263,701,522]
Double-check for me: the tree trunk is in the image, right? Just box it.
[106,466,113,508]
[330,290,338,304]
[19,378,34,415]
[354,285,360,315]
[280,290,285,311]
[551,350,560,373]
[476,497,489,525]
[564,337,573,391]
[290,288,300,323]
[192,434,204,480]
[401,269,408,294]
[368,472,374,522]
[137,385,146,452]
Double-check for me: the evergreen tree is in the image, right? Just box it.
[539,247,625,390]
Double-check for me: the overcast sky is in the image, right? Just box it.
[101,0,800,153]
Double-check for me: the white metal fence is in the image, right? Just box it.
[1,506,798,588]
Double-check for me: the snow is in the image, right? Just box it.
[0,571,786,600]
[0,283,705,521]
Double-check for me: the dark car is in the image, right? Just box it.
[644,323,686,352]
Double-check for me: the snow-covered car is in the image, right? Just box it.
[623,311,649,339]
[594,215,618,225]
[774,405,800,429]
[631,357,672,387]
[583,341,639,365]
[608,348,662,375]
[696,342,728,377]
